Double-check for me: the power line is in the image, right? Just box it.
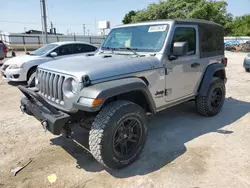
[0,20,40,25]
[0,20,96,26]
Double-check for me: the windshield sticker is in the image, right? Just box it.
[125,40,131,47]
[148,25,167,32]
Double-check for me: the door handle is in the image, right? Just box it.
[191,63,200,68]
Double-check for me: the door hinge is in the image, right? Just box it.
[165,89,172,96]
[165,68,173,75]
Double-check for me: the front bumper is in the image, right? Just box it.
[2,67,26,82]
[19,86,70,135]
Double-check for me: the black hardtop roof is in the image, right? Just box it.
[174,18,222,27]
[138,18,222,27]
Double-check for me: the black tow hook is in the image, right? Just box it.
[20,105,33,116]
[20,106,25,114]
[41,120,48,132]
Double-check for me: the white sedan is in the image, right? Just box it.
[0,41,97,85]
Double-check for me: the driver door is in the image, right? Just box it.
[165,25,200,102]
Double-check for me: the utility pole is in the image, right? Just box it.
[83,24,85,35]
[94,17,96,35]
[41,0,48,43]
[50,21,53,34]
[87,30,90,36]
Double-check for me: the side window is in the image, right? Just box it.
[171,27,196,55]
[56,44,75,56]
[76,44,97,53]
[75,44,97,53]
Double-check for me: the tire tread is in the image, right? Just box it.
[196,78,226,117]
[89,100,135,168]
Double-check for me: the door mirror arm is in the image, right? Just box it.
[168,55,178,61]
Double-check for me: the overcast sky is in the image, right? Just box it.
[0,0,249,34]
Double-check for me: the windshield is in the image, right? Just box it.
[30,43,58,56]
[102,24,169,52]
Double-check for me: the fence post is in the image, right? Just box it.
[22,36,26,45]
[57,35,59,42]
[38,36,40,45]
[22,36,26,52]
[74,34,76,41]
[89,36,92,44]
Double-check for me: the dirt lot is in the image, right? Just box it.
[0,51,250,188]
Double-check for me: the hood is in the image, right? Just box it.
[3,55,41,66]
[39,54,161,82]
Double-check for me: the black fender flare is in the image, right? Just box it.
[198,63,226,96]
[74,77,156,113]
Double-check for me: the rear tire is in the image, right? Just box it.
[245,68,250,72]
[89,100,148,169]
[196,78,225,117]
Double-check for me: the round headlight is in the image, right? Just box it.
[71,79,78,94]
[63,78,78,97]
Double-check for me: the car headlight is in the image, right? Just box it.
[63,78,78,97]
[71,79,78,94]
[9,64,23,69]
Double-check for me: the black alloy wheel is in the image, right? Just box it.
[112,118,142,157]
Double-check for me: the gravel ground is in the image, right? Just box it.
[0,51,250,188]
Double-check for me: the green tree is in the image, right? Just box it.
[122,10,137,24]
[227,14,250,36]
[187,0,233,26]
[123,0,233,34]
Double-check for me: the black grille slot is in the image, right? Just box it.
[38,70,65,105]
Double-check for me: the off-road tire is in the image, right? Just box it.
[89,100,148,169]
[27,68,36,87]
[196,78,225,117]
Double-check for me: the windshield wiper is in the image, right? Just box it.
[101,47,114,54]
[118,47,140,56]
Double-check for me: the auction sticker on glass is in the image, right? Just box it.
[148,25,168,32]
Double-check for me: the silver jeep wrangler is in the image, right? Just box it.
[19,19,227,169]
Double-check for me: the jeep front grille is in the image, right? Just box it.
[38,70,65,105]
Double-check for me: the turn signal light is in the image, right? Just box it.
[92,98,103,106]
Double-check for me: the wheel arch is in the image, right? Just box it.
[103,90,154,114]
[26,65,38,80]
[74,77,156,114]
[198,63,226,96]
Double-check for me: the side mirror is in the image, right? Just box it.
[172,42,188,57]
[50,52,58,57]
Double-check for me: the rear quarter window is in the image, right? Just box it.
[200,25,224,58]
